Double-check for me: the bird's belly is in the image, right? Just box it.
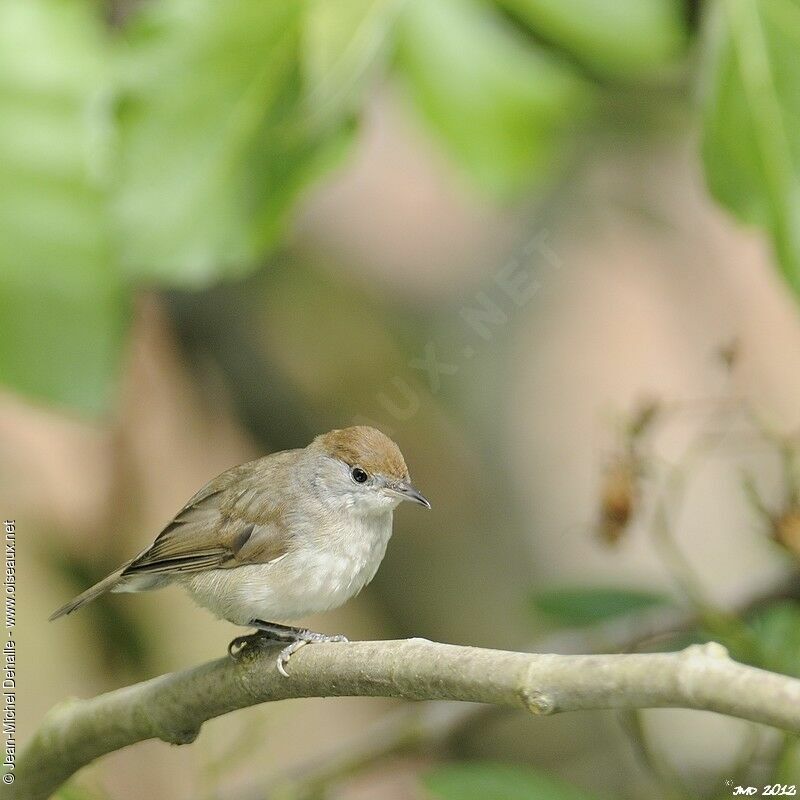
[180,528,390,626]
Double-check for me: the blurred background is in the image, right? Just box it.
[3,0,800,798]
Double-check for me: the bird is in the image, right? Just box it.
[50,426,430,675]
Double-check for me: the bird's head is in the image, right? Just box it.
[308,426,430,516]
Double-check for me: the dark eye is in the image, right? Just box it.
[351,466,368,484]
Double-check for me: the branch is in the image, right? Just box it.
[245,583,785,800]
[12,638,800,800]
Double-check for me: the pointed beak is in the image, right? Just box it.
[387,480,431,509]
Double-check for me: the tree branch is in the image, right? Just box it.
[12,638,800,800]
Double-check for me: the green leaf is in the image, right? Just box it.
[495,0,687,77]
[0,0,127,414]
[116,0,355,287]
[531,586,672,627]
[701,0,800,294]
[395,0,591,198]
[304,0,402,130]
[425,763,604,800]
[748,601,800,678]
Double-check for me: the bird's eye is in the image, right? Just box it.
[351,466,368,484]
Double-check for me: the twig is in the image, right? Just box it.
[11,638,800,800]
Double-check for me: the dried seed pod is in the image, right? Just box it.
[597,453,639,545]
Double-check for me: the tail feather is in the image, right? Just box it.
[49,567,127,621]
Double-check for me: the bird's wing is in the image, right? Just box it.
[122,459,291,577]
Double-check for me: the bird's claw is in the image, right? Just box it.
[228,631,273,660]
[276,640,306,677]
[276,631,349,677]
[228,635,249,660]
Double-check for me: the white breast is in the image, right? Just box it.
[180,512,394,626]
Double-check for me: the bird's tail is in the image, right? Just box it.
[49,566,128,621]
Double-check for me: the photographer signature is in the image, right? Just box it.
[725,783,797,796]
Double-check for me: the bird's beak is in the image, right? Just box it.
[386,480,431,509]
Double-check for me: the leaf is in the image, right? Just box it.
[748,601,800,678]
[395,0,591,198]
[424,763,604,800]
[115,0,356,287]
[530,586,672,627]
[304,0,402,130]
[495,0,687,77]
[0,0,127,414]
[701,0,800,294]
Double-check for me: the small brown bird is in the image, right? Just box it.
[50,426,430,675]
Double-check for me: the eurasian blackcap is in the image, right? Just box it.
[50,426,430,675]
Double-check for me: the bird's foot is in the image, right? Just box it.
[277,631,349,678]
[228,622,349,674]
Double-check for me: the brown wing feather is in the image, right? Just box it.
[50,456,292,618]
[122,461,290,577]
